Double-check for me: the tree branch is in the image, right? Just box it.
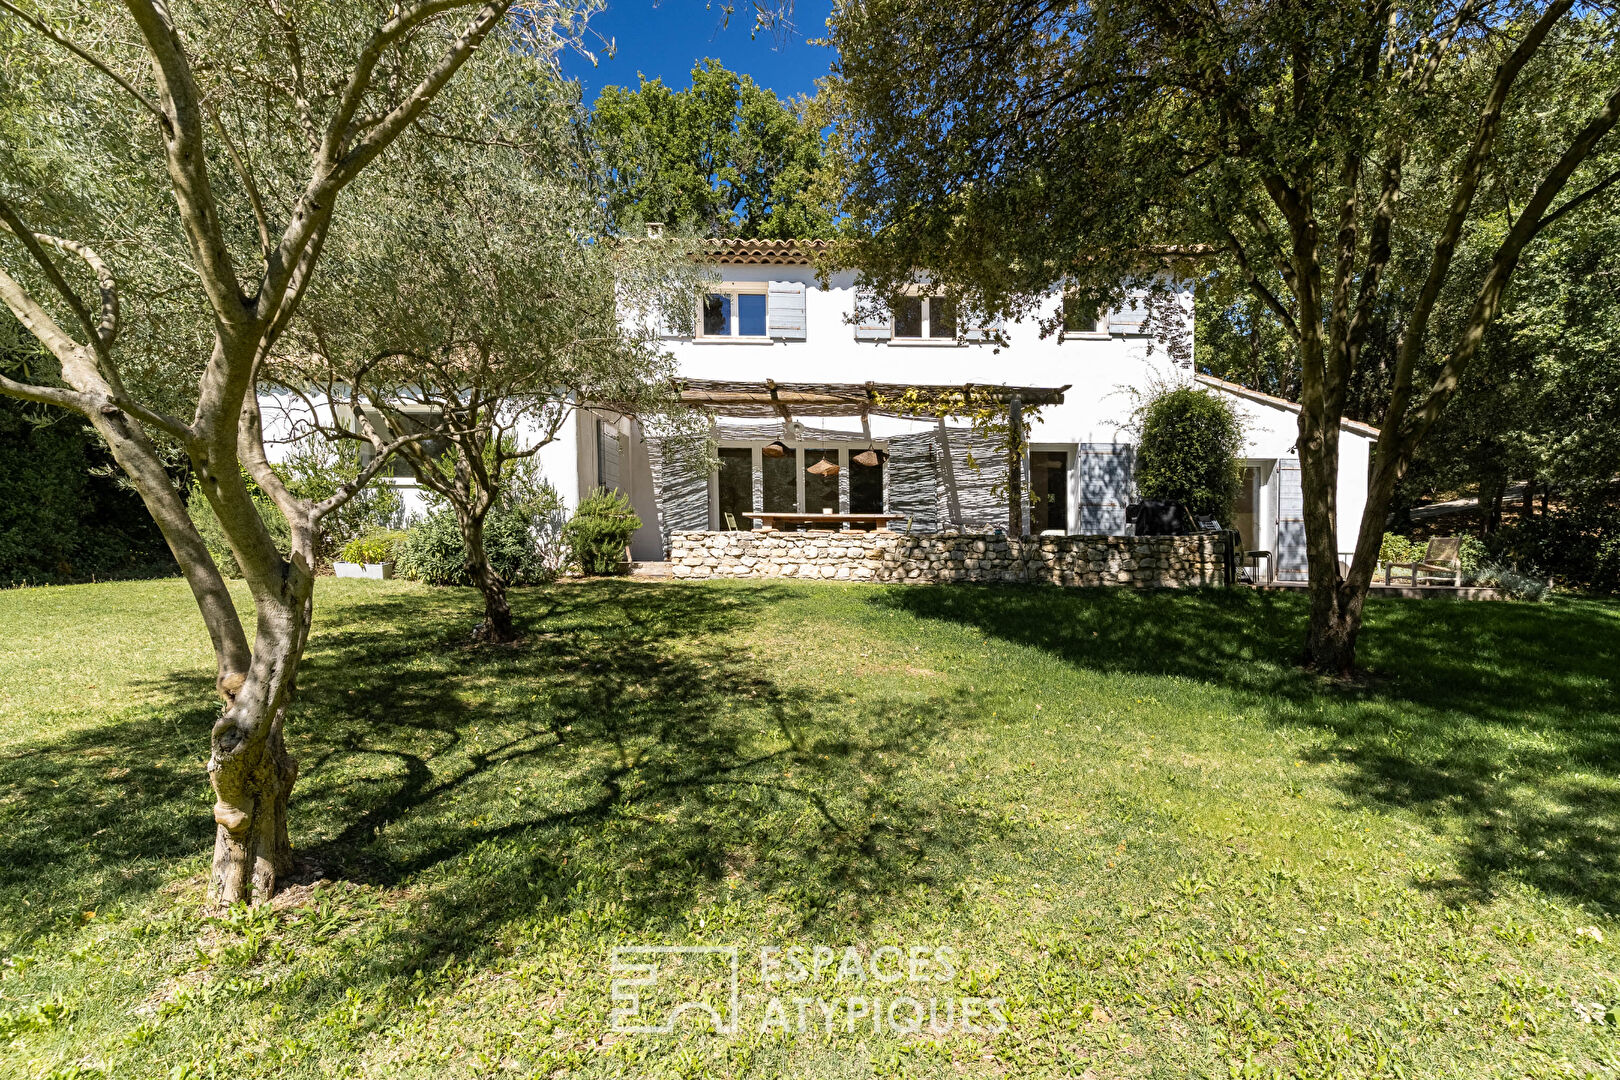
[121,0,251,323]
[1537,161,1620,229]
[203,100,273,258]
[0,0,168,127]
[1402,79,1620,453]
[0,201,112,363]
[1219,224,1300,340]
[1385,0,1575,429]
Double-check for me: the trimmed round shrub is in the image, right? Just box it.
[563,487,641,575]
[1133,386,1244,524]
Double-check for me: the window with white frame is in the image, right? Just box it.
[353,405,450,483]
[891,293,957,340]
[1062,295,1104,335]
[699,284,769,338]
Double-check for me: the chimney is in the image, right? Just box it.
[644,222,665,239]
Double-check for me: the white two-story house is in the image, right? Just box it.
[575,239,1373,582]
[269,238,1375,583]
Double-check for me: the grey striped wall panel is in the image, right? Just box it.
[934,427,1008,530]
[886,432,940,532]
[646,437,712,554]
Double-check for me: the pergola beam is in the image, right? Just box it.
[675,378,1068,418]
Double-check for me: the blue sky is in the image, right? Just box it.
[561,0,837,105]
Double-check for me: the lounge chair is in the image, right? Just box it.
[1384,536,1463,586]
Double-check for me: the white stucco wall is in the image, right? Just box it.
[256,389,587,525]
[258,261,1377,568]
[641,265,1376,556]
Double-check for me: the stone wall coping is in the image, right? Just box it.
[666,530,1227,588]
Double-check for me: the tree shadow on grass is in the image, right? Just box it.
[869,584,1620,911]
[0,580,1003,969]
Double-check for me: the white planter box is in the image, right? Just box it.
[334,560,394,580]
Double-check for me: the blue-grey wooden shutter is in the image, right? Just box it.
[1108,292,1149,335]
[767,280,807,339]
[596,419,621,491]
[1077,442,1135,534]
[854,288,891,341]
[646,436,711,555]
[1274,456,1307,581]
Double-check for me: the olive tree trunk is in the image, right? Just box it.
[205,576,312,903]
[456,508,517,643]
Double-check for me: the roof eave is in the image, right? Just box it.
[1194,373,1381,438]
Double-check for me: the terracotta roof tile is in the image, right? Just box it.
[702,238,832,264]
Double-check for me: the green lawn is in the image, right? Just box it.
[1,578,1617,1078]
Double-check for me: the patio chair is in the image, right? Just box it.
[1384,536,1463,586]
[724,512,738,530]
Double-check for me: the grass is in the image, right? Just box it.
[0,577,1618,1078]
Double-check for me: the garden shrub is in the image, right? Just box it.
[278,440,403,562]
[339,530,408,565]
[1468,560,1553,601]
[1,388,172,586]
[394,511,466,585]
[397,479,567,586]
[1133,386,1244,524]
[1378,533,1425,566]
[1491,501,1620,595]
[563,487,641,575]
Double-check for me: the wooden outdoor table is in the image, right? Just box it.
[744,512,906,531]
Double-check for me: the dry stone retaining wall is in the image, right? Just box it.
[667,530,1227,587]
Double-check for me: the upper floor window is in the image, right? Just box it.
[1062,296,1102,334]
[893,294,957,340]
[700,286,768,338]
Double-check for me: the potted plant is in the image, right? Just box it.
[335,530,407,579]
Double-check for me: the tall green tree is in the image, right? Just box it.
[829,0,1620,673]
[0,0,601,902]
[591,58,835,238]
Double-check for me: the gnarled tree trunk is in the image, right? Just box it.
[206,560,314,902]
[457,508,517,643]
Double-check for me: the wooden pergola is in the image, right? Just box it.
[674,377,1068,418]
[674,377,1070,534]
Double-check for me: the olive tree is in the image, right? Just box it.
[274,133,691,639]
[0,0,599,902]
[829,0,1620,672]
